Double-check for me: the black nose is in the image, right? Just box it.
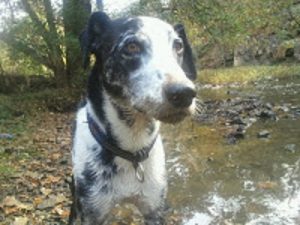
[165,84,196,108]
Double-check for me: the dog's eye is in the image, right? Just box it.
[173,39,184,54]
[125,42,141,54]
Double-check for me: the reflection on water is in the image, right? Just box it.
[163,76,300,225]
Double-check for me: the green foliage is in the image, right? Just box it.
[0,41,47,76]
[171,0,291,47]
[121,0,170,19]
[0,0,90,87]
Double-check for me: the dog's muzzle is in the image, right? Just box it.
[165,83,196,108]
[153,83,196,123]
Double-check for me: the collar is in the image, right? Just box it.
[87,112,157,182]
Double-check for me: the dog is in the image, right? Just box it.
[69,11,197,225]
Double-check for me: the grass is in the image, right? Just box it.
[198,64,300,85]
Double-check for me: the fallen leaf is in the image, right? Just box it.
[36,197,56,210]
[42,175,61,185]
[40,187,52,196]
[13,217,28,225]
[1,196,33,210]
[33,197,43,206]
[53,205,70,218]
[54,194,68,204]
[257,181,278,189]
[3,206,19,215]
[1,196,20,207]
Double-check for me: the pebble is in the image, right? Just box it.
[0,133,14,139]
[258,110,276,120]
[257,130,270,138]
[284,144,296,153]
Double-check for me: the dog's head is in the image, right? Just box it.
[81,12,197,123]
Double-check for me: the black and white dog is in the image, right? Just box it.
[69,12,197,225]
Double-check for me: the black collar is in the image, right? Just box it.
[87,112,157,182]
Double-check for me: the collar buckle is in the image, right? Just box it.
[87,112,156,183]
[134,162,145,183]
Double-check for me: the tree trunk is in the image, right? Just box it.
[63,0,91,86]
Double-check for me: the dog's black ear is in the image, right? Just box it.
[174,24,197,80]
[80,12,112,69]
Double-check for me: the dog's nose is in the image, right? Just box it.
[165,84,196,108]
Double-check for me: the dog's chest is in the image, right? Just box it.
[111,152,165,200]
[112,161,143,198]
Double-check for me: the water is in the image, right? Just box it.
[163,76,300,225]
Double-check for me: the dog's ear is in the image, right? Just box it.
[80,12,112,69]
[174,24,197,80]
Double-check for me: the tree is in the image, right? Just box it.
[168,0,297,66]
[63,0,91,85]
[0,0,91,87]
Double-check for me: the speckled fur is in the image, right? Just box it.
[69,12,197,225]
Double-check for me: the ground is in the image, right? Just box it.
[1,65,300,224]
[0,111,73,224]
[0,91,181,225]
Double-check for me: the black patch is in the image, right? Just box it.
[87,65,106,122]
[112,17,143,36]
[91,145,99,152]
[113,103,135,127]
[100,184,110,194]
[71,119,77,146]
[102,170,112,180]
[68,175,78,224]
[78,99,87,109]
[95,145,115,166]
[103,80,125,99]
[112,163,118,174]
[89,139,117,171]
[82,165,98,186]
[174,24,197,80]
[157,72,162,80]
[77,178,91,197]
[160,186,167,200]
[80,12,112,69]
[146,122,155,135]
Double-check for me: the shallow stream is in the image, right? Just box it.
[163,76,300,225]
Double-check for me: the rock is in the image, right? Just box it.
[226,129,245,144]
[284,144,297,153]
[229,117,247,125]
[294,109,300,116]
[257,110,276,120]
[65,176,73,185]
[227,136,237,144]
[278,105,289,112]
[0,133,14,140]
[59,157,68,165]
[257,130,270,138]
[227,90,239,96]
[36,197,56,210]
[265,102,273,110]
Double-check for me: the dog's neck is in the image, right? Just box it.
[87,72,160,153]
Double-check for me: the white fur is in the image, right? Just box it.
[127,17,196,117]
[71,16,195,225]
